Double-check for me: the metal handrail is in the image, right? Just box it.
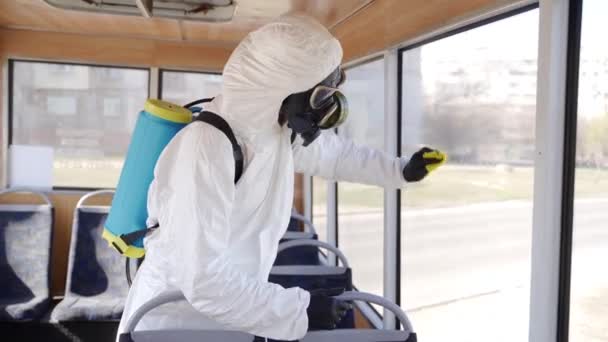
[122,290,414,337]
[76,189,115,208]
[277,239,349,268]
[0,188,52,206]
[123,290,185,334]
[290,211,316,234]
[335,292,414,333]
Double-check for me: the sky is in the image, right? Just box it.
[581,0,608,55]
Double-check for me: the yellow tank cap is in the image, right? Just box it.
[144,99,192,124]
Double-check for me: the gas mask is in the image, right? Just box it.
[281,68,348,146]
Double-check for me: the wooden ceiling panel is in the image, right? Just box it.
[181,19,263,45]
[0,28,232,70]
[290,0,373,28]
[332,0,522,62]
[183,0,372,46]
[0,0,527,65]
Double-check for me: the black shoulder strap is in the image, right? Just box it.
[194,111,244,184]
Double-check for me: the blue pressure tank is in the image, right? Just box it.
[103,99,192,258]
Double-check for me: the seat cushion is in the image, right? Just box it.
[0,295,50,321]
[51,294,124,321]
[129,330,256,342]
[300,329,413,342]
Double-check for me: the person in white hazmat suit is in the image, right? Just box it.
[117,14,446,341]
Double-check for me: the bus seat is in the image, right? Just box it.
[118,291,258,342]
[119,291,416,342]
[274,231,320,266]
[51,190,127,321]
[286,217,300,232]
[0,189,54,321]
[297,292,417,342]
[288,209,315,233]
[124,330,256,342]
[269,240,354,329]
[274,211,321,266]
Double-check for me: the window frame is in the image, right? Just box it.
[7,58,150,191]
[158,68,222,104]
[557,0,583,340]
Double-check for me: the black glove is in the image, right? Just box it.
[307,288,352,331]
[402,147,447,182]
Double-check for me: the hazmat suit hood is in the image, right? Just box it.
[214,14,343,145]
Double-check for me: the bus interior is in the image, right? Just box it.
[0,0,606,341]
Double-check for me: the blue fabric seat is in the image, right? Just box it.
[51,190,127,321]
[274,211,321,266]
[288,210,315,233]
[274,231,320,266]
[286,217,300,232]
[269,265,354,329]
[269,240,354,330]
[0,190,54,321]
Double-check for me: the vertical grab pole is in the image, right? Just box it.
[150,67,160,99]
[304,176,313,222]
[327,180,338,266]
[383,48,400,329]
[1,60,9,188]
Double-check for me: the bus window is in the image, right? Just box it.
[400,9,538,341]
[10,61,149,189]
[160,70,222,106]
[338,58,385,298]
[570,0,608,340]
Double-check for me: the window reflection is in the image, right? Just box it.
[338,58,385,298]
[400,10,538,341]
[160,70,222,106]
[11,61,149,188]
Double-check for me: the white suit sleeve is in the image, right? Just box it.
[164,125,310,340]
[292,130,407,188]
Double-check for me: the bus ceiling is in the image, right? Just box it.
[1,0,375,44]
[0,1,530,64]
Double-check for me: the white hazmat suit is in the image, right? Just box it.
[118,14,408,341]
